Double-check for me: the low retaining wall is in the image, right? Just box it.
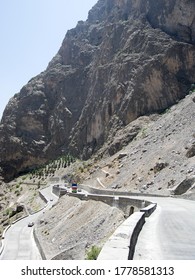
[52,185,61,197]
[98,212,145,260]
[33,228,46,260]
[80,184,166,198]
[53,185,67,197]
[52,184,157,260]
[39,190,48,204]
[0,225,11,256]
[57,184,153,216]
[98,203,157,260]
[128,212,146,260]
[68,192,147,216]
[140,203,157,217]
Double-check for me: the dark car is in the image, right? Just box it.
[28,222,34,227]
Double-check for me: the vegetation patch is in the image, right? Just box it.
[86,245,101,260]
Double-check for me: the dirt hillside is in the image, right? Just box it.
[35,195,125,259]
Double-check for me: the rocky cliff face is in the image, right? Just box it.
[0,0,195,181]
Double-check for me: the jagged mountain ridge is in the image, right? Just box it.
[0,0,195,181]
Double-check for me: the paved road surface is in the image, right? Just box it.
[0,185,58,260]
[1,184,195,260]
[134,197,195,260]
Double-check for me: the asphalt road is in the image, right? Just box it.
[1,184,195,260]
[0,185,58,260]
[134,197,195,260]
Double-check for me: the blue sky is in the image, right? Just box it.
[0,0,97,119]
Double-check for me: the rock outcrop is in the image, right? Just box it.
[0,0,195,181]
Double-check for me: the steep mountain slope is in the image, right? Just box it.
[81,91,195,198]
[0,89,194,259]
[0,0,195,181]
[33,91,195,260]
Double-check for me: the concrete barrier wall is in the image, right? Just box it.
[140,203,157,217]
[57,184,153,216]
[39,191,48,204]
[128,212,146,260]
[68,193,144,216]
[98,203,157,260]
[52,184,158,260]
[33,228,46,260]
[65,184,154,216]
[56,184,165,201]
[0,225,11,256]
[98,212,145,260]
[80,184,167,198]
[52,185,61,197]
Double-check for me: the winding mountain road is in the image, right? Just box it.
[1,184,195,260]
[0,185,58,260]
[134,196,195,260]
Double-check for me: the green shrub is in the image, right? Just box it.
[14,189,20,196]
[5,208,11,216]
[86,246,101,260]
